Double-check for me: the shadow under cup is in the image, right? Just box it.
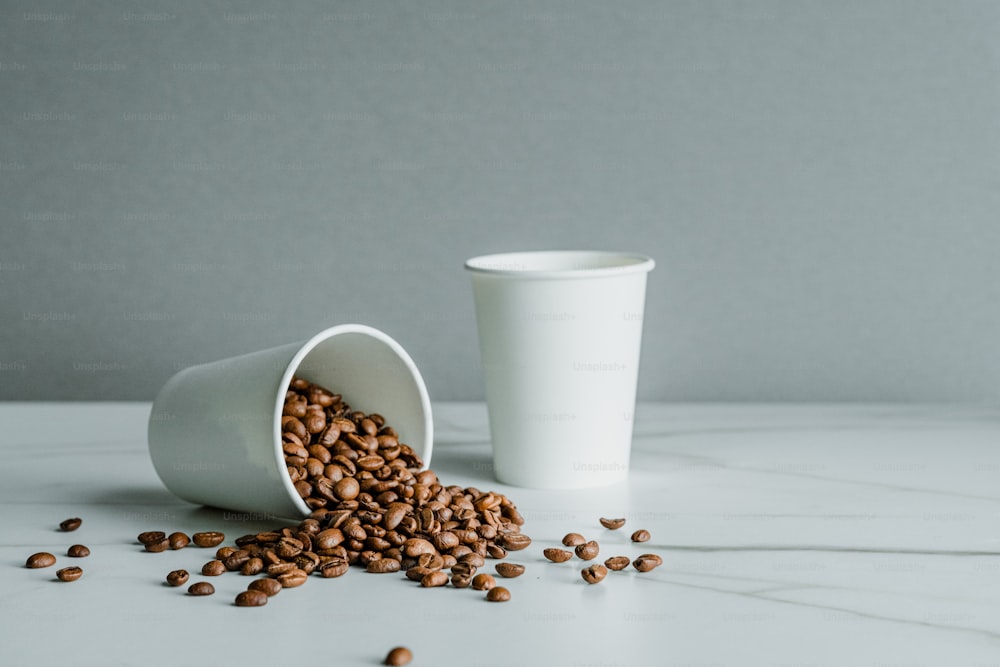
[147,325,433,519]
[466,251,655,490]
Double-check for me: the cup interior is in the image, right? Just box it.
[465,250,654,278]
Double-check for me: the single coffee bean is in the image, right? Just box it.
[56,566,83,582]
[201,560,226,576]
[458,552,485,568]
[366,558,401,574]
[543,548,573,563]
[471,573,496,591]
[318,558,349,578]
[562,533,586,547]
[168,532,190,549]
[599,517,626,530]
[402,538,436,558]
[633,553,663,572]
[67,544,90,558]
[26,552,56,568]
[187,581,215,596]
[333,477,360,502]
[486,586,511,602]
[192,531,225,547]
[416,553,444,571]
[384,646,413,666]
[137,531,166,545]
[631,529,651,543]
[166,569,189,586]
[234,589,268,607]
[575,540,600,561]
[451,573,472,588]
[604,556,630,571]
[495,562,525,578]
[216,546,237,560]
[145,538,170,553]
[248,578,283,596]
[498,533,531,551]
[277,568,309,588]
[420,571,449,587]
[224,549,251,571]
[241,557,264,576]
[581,563,608,584]
[59,518,82,532]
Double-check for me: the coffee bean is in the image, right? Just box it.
[56,566,83,582]
[59,518,82,532]
[192,531,225,547]
[166,569,189,586]
[633,553,663,572]
[405,565,434,582]
[581,563,608,584]
[402,538,436,558]
[471,573,496,591]
[416,553,444,571]
[420,571,449,587]
[543,548,573,563]
[630,529,651,543]
[604,556,630,571]
[248,578,282,596]
[216,546,237,560]
[145,538,170,553]
[495,562,525,578]
[367,558,401,574]
[318,558,349,578]
[498,533,530,551]
[168,532,190,549]
[187,582,215,596]
[458,553,485,568]
[241,557,264,576]
[384,646,413,666]
[599,517,626,530]
[575,541,600,561]
[277,568,309,588]
[333,477,360,501]
[451,573,472,588]
[562,533,586,547]
[486,586,511,602]
[26,552,56,568]
[67,544,90,558]
[201,560,226,576]
[235,589,268,607]
[137,531,166,545]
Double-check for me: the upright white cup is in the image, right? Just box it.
[148,325,433,518]
[466,251,654,489]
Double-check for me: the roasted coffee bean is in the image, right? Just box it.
[471,573,496,591]
[224,549,251,571]
[59,518,82,532]
[267,562,297,577]
[318,557,350,578]
[248,578,282,596]
[459,553,486,568]
[187,582,215,596]
[600,517,626,530]
[192,531,225,547]
[581,563,608,584]
[575,540,600,561]
[166,569,189,586]
[416,553,444,571]
[383,646,413,666]
[495,562,525,578]
[402,538,436,558]
[234,590,268,607]
[216,546,237,560]
[486,586,511,602]
[604,556,630,571]
[405,565,435,582]
[497,532,531,551]
[67,545,90,558]
[26,552,56,568]
[543,548,573,563]
[137,531,166,545]
[201,560,226,576]
[333,477,360,501]
[277,568,309,588]
[276,537,304,559]
[367,558,402,574]
[451,573,472,588]
[56,566,83,582]
[562,533,586,547]
[451,562,476,577]
[631,529,651,543]
[420,571,449,587]
[241,558,264,576]
[168,532,190,550]
[145,538,170,553]
[633,553,663,572]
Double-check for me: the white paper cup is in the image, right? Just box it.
[466,251,654,489]
[147,324,433,518]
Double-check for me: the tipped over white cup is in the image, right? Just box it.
[147,325,433,519]
[466,251,654,489]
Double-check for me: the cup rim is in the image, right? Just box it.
[271,324,434,516]
[464,250,654,279]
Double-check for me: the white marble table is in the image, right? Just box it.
[1,402,997,666]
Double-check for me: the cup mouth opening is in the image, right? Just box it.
[465,250,654,279]
[271,324,434,517]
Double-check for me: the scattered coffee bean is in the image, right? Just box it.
[543,548,573,563]
[420,571,449,587]
[56,566,83,582]
[277,568,309,588]
[201,560,226,576]
[630,529,651,543]
[599,517,626,530]
[137,531,166,546]
[471,573,496,591]
[234,589,268,607]
[192,531,226,548]
[581,563,608,584]
[168,532,190,550]
[633,553,663,572]
[498,533,531,551]
[248,578,282,597]
[59,518,82,532]
[166,569,189,586]
[187,582,215,596]
[562,533,586,547]
[604,556,630,571]
[384,646,413,666]
[26,552,56,569]
[67,544,90,558]
[575,540,600,561]
[495,562,525,578]
[486,586,511,602]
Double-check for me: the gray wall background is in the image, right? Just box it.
[2,0,999,402]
